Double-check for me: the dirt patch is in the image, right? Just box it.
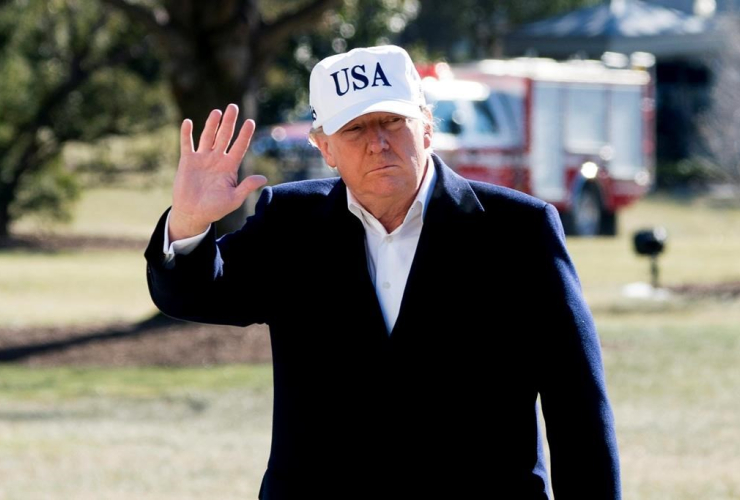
[667,281,740,300]
[3,282,737,368]
[0,233,148,252]
[0,315,272,367]
[0,233,273,367]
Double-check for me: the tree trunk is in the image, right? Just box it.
[0,137,33,240]
[165,26,272,235]
[103,0,343,232]
[0,195,11,239]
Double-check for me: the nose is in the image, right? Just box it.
[366,124,389,154]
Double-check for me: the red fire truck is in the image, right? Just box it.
[422,54,655,236]
[254,54,655,236]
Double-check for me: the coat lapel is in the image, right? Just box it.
[321,178,389,339]
[319,154,485,341]
[390,154,485,339]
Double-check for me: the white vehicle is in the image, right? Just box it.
[420,54,655,236]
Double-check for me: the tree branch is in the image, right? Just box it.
[201,0,256,39]
[260,0,342,48]
[100,0,168,37]
[7,10,139,146]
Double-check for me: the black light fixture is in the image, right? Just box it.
[633,227,667,289]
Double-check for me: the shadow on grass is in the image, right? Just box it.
[0,313,179,363]
[0,233,147,253]
[589,281,740,316]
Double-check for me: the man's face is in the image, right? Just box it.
[314,111,432,206]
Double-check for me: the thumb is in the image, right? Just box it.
[235,174,268,202]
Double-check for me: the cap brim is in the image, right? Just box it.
[321,99,423,135]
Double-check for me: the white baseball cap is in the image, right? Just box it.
[309,45,425,135]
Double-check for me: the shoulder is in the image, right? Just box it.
[470,180,564,238]
[431,155,559,238]
[468,179,548,213]
[247,176,347,230]
[433,154,549,221]
[270,177,340,198]
[255,177,340,211]
[458,175,554,233]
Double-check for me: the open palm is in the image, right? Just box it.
[169,103,267,241]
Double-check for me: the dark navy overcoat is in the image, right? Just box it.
[145,154,621,499]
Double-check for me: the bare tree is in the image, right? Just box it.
[697,15,740,190]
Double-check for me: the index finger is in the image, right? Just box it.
[227,118,256,161]
[180,119,194,155]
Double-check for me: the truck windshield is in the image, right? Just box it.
[433,100,461,135]
[471,100,499,134]
[430,99,498,136]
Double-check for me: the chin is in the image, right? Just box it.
[372,175,405,188]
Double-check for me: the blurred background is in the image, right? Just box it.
[1,0,739,498]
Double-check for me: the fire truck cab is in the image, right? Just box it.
[423,55,655,236]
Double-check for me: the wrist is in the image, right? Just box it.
[168,208,210,242]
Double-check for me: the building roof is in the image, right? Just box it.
[505,0,723,60]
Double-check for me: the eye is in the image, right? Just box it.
[342,124,362,134]
[383,116,404,129]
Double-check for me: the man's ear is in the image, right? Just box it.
[313,132,336,167]
[422,109,433,149]
[423,128,432,149]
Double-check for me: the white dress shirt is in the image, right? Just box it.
[346,158,436,333]
[163,156,437,334]
[162,216,210,268]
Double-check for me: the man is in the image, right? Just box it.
[146,45,621,499]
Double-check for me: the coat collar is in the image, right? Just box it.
[424,153,485,227]
[391,154,485,338]
[319,152,485,340]
[321,152,484,225]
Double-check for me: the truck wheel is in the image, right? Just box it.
[562,184,602,237]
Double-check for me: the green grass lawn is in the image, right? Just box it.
[0,365,274,500]
[569,193,740,289]
[0,364,274,401]
[1,187,740,498]
[13,183,173,240]
[0,249,157,328]
[568,195,740,498]
[2,183,173,328]
[596,302,740,499]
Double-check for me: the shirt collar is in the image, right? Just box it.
[346,154,437,229]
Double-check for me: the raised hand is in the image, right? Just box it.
[168,103,268,242]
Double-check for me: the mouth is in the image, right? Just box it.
[369,164,396,173]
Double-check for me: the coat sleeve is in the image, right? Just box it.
[534,203,621,499]
[144,187,275,327]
